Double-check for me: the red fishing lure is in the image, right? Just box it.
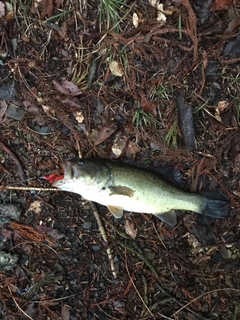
[42,173,64,183]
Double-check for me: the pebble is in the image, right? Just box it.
[92,245,100,251]
[82,221,92,229]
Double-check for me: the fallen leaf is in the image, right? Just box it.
[61,304,70,320]
[112,137,127,156]
[148,1,169,22]
[211,0,233,11]
[156,4,167,22]
[126,140,140,156]
[217,100,229,112]
[88,125,117,145]
[56,0,63,7]
[42,104,56,117]
[225,17,240,34]
[27,200,42,214]
[74,111,84,123]
[148,0,159,9]
[35,226,65,240]
[40,0,54,18]
[9,221,54,245]
[109,61,123,77]
[0,1,5,19]
[62,96,83,108]
[53,80,82,96]
[133,12,139,28]
[124,219,138,239]
[57,22,68,38]
[140,92,156,114]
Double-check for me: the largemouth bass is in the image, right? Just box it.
[52,158,229,226]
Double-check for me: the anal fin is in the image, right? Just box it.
[154,210,177,227]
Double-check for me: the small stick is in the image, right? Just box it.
[89,201,117,278]
[1,185,59,192]
[0,140,27,182]
[8,285,33,320]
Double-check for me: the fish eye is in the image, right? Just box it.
[77,160,84,167]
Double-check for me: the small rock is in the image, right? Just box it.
[0,204,21,224]
[83,221,92,229]
[113,300,125,308]
[92,245,100,251]
[0,251,18,271]
[143,248,155,261]
[5,104,25,121]
[0,82,16,100]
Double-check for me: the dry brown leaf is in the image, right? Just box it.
[133,13,139,28]
[109,61,123,77]
[217,100,229,112]
[42,104,56,117]
[112,136,128,156]
[57,22,68,39]
[55,0,63,7]
[74,111,84,123]
[27,200,42,214]
[126,140,140,156]
[0,1,5,19]
[23,100,39,114]
[40,0,54,18]
[9,221,54,245]
[140,92,156,114]
[156,4,167,22]
[35,226,65,240]
[62,96,83,108]
[124,219,137,239]
[225,17,240,34]
[148,1,168,21]
[88,125,117,145]
[53,80,82,96]
[211,0,233,11]
[61,304,70,320]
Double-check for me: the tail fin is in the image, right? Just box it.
[200,192,229,218]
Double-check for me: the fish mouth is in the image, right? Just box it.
[52,160,74,187]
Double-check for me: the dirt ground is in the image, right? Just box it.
[0,0,240,319]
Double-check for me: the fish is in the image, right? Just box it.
[52,158,229,226]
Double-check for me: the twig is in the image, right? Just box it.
[1,185,59,191]
[89,201,117,278]
[152,222,168,250]
[172,288,240,317]
[105,219,209,320]
[8,285,33,320]
[0,140,27,182]
[0,162,12,175]
[124,250,157,320]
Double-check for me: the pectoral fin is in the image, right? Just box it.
[109,186,135,198]
[154,210,177,226]
[107,205,124,218]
